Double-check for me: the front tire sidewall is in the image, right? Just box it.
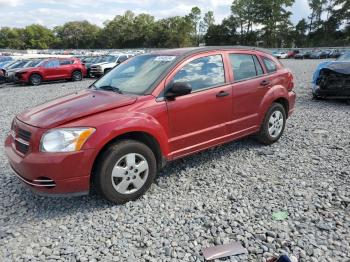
[95,140,157,204]
[29,74,42,86]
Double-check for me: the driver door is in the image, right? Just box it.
[165,53,233,159]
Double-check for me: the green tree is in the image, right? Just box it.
[294,19,308,47]
[187,7,202,45]
[204,16,238,45]
[55,21,100,49]
[23,24,56,49]
[0,27,25,49]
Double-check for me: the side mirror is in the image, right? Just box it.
[165,82,192,99]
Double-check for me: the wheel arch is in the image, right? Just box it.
[273,97,289,117]
[91,131,165,184]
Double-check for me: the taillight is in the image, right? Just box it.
[288,72,294,91]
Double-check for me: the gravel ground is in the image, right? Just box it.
[0,60,349,262]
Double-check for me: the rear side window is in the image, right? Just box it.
[45,60,60,68]
[60,60,73,65]
[229,54,264,81]
[263,58,277,73]
[172,55,225,92]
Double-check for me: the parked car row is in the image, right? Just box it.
[273,49,347,59]
[81,53,134,78]
[0,52,136,85]
[0,57,87,85]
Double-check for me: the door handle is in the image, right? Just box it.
[216,91,229,97]
[260,80,271,86]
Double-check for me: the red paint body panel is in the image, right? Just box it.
[5,48,296,195]
[15,58,87,84]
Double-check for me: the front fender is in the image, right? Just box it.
[73,111,170,160]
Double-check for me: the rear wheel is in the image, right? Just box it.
[29,74,42,86]
[93,140,157,204]
[72,70,82,81]
[256,103,286,145]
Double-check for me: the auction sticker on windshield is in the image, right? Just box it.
[154,56,176,62]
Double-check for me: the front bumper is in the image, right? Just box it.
[5,134,94,195]
[312,84,350,98]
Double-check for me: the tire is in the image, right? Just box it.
[29,74,42,86]
[71,70,82,81]
[104,68,111,75]
[312,93,322,100]
[93,140,157,204]
[256,103,286,145]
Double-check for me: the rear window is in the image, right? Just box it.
[263,58,277,73]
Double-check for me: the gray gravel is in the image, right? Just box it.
[0,60,349,262]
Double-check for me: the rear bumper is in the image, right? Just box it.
[4,135,94,195]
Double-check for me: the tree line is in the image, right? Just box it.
[0,0,349,50]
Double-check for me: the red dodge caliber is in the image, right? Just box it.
[5,47,296,204]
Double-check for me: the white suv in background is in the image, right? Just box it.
[90,54,132,77]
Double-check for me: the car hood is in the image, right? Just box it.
[17,89,137,128]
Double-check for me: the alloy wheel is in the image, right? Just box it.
[268,110,284,138]
[111,153,149,195]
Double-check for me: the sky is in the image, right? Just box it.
[0,0,311,28]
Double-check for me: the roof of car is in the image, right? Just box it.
[151,46,272,57]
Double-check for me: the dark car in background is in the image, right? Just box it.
[294,51,312,59]
[15,58,87,85]
[310,50,331,59]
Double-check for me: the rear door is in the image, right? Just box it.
[165,53,233,158]
[227,52,270,133]
[59,59,74,78]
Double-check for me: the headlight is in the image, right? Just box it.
[40,128,95,152]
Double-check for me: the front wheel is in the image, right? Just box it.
[29,74,42,86]
[256,103,286,145]
[93,140,157,204]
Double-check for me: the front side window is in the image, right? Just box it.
[263,58,277,73]
[93,55,177,95]
[230,54,262,81]
[172,55,225,92]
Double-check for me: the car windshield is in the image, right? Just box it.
[337,52,350,61]
[93,54,177,95]
[8,60,27,69]
[106,56,118,63]
[27,60,43,67]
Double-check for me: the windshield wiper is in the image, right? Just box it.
[96,85,123,94]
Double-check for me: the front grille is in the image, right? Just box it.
[12,120,32,155]
[15,140,29,154]
[17,128,31,141]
